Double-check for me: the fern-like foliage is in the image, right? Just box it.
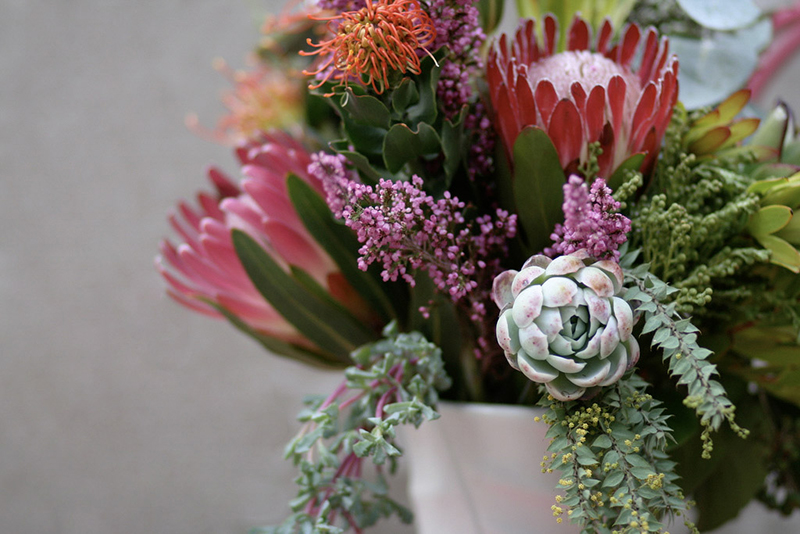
[623,264,749,458]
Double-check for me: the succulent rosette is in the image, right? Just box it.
[487,14,679,177]
[492,250,638,401]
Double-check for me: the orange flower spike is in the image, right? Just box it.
[301,0,436,95]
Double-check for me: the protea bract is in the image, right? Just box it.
[487,15,679,178]
[156,132,362,350]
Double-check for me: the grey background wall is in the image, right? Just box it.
[2,1,800,533]
[1,1,412,533]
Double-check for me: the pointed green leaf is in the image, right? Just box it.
[232,229,374,359]
[755,234,800,272]
[477,0,505,33]
[747,205,793,236]
[749,103,791,154]
[512,127,567,254]
[199,298,347,369]
[286,173,399,322]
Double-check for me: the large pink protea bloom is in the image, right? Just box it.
[487,16,679,178]
[156,132,359,344]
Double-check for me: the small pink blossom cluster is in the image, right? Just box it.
[312,155,516,302]
[546,175,631,261]
[311,152,516,358]
[426,0,494,179]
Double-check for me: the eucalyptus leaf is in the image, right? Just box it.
[676,0,761,31]
[671,19,771,109]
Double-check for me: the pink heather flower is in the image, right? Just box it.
[546,175,631,261]
[156,132,361,344]
[314,163,517,358]
[487,15,679,178]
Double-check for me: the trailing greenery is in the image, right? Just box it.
[538,374,696,534]
[255,323,450,534]
[623,263,748,457]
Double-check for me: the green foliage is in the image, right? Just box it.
[201,298,350,370]
[232,229,374,362]
[515,0,637,40]
[670,387,771,531]
[623,264,748,457]
[258,324,450,533]
[539,374,696,534]
[317,49,472,193]
[286,174,406,324]
[510,127,567,256]
[628,115,770,316]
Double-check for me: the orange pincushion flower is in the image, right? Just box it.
[301,0,436,94]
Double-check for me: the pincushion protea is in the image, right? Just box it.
[300,0,436,94]
[487,15,679,178]
[156,132,359,344]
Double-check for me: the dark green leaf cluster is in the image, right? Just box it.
[258,323,450,533]
[624,265,748,457]
[317,49,473,195]
[539,374,696,534]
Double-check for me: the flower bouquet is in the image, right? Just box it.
[156,0,800,532]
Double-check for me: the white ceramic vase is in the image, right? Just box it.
[403,401,580,534]
[402,401,800,534]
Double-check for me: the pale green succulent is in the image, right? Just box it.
[492,251,638,401]
[746,172,800,273]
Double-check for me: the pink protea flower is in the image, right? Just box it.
[156,132,361,344]
[487,15,679,178]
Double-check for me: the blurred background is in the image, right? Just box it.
[2,1,800,533]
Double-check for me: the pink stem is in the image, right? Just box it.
[339,390,367,411]
[375,386,397,418]
[749,26,800,99]
[774,2,800,30]
[343,510,363,533]
[319,379,349,410]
